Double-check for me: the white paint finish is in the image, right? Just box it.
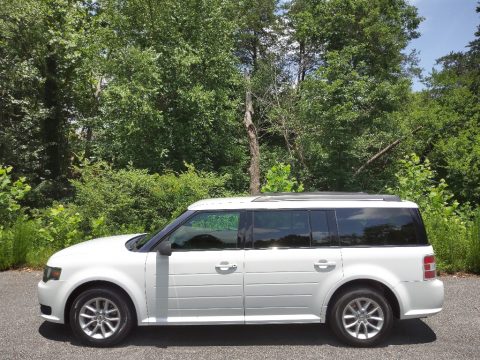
[38,234,149,324]
[244,248,343,323]
[37,196,444,331]
[158,283,244,297]
[145,250,245,324]
[395,279,444,319]
[245,314,320,324]
[319,245,440,322]
[341,246,430,282]
[158,316,245,325]
[245,272,323,284]
[188,197,418,211]
[245,283,321,296]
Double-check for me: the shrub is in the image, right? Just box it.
[388,154,474,273]
[70,161,232,234]
[261,163,304,193]
[467,210,480,273]
[0,218,37,270]
[34,204,84,250]
[0,229,13,270]
[0,166,31,226]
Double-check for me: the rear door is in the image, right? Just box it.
[243,209,343,323]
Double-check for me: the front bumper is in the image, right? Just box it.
[37,280,67,323]
[395,278,444,319]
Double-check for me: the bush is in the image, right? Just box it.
[34,204,84,250]
[0,218,37,270]
[71,161,232,234]
[0,162,236,270]
[0,166,31,226]
[388,154,477,273]
[0,228,13,270]
[261,163,304,193]
[467,210,480,273]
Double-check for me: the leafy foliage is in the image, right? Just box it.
[0,166,31,225]
[70,161,232,234]
[388,154,478,272]
[261,163,304,193]
[0,1,479,273]
[0,163,233,269]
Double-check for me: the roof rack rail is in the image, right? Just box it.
[253,192,401,202]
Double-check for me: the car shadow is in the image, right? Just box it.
[39,319,436,348]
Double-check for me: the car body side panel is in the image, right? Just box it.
[144,250,245,325]
[244,248,343,323]
[320,245,442,322]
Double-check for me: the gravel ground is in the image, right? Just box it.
[0,271,479,360]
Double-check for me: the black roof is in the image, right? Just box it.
[253,192,401,202]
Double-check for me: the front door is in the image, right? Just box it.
[145,211,245,324]
[243,209,343,323]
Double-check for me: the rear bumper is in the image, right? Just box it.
[395,278,444,319]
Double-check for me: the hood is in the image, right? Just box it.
[49,234,143,261]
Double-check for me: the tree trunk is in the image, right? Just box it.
[243,76,260,195]
[43,51,64,180]
[297,40,306,83]
[84,76,103,157]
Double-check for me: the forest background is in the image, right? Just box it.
[1,0,479,273]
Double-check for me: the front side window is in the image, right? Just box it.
[253,210,310,248]
[169,211,240,250]
[336,208,418,246]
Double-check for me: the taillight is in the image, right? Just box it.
[423,255,436,280]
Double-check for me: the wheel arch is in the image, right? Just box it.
[64,280,138,325]
[324,278,401,322]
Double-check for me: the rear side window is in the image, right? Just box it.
[252,210,332,248]
[310,210,331,246]
[253,210,310,248]
[336,208,424,246]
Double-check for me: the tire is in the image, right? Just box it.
[328,286,393,347]
[69,287,134,347]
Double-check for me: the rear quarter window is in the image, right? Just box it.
[336,208,427,246]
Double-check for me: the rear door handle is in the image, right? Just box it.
[314,260,336,270]
[215,263,237,271]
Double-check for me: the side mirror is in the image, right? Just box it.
[158,240,172,256]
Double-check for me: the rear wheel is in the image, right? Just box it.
[70,287,134,347]
[329,287,393,347]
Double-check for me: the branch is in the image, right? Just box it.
[354,126,423,176]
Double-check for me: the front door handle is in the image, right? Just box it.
[215,263,237,271]
[314,260,336,270]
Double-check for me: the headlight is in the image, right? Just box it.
[43,266,62,282]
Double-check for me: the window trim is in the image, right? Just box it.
[147,207,429,252]
[152,210,246,252]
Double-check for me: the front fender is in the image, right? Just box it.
[63,267,148,324]
[49,251,148,324]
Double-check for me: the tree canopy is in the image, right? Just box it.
[0,0,479,206]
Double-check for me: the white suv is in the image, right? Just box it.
[38,193,444,347]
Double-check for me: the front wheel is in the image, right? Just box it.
[328,287,393,347]
[70,287,134,347]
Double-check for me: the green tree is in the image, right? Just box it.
[420,5,480,204]
[87,0,246,178]
[292,0,421,191]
